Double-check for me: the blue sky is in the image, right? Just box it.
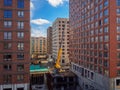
[30,0,69,37]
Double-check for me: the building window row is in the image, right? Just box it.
[117,0,120,6]
[4,10,24,18]
[4,0,12,6]
[4,0,24,9]
[70,1,109,22]
[4,32,24,40]
[4,21,24,29]
[4,21,12,28]
[4,32,12,40]
[3,53,24,60]
[4,10,12,18]
[3,74,24,83]
[4,42,12,49]
[4,64,11,70]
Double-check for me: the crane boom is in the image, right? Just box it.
[54,31,64,71]
[55,48,62,69]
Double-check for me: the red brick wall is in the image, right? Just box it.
[0,0,30,84]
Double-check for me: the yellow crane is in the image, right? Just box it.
[55,47,62,70]
[54,31,64,72]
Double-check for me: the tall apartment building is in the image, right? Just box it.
[47,27,52,55]
[0,0,30,90]
[31,37,47,55]
[69,0,120,90]
[52,18,69,66]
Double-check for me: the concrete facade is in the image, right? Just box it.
[47,27,52,56]
[52,18,70,66]
[69,0,120,90]
[31,37,47,55]
[0,0,30,90]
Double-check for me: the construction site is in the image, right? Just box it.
[30,28,80,90]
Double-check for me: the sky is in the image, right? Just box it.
[30,0,69,37]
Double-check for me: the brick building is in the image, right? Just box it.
[69,0,120,90]
[0,0,30,90]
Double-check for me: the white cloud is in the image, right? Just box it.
[31,28,46,37]
[47,0,68,7]
[47,0,63,7]
[30,1,35,19]
[30,1,34,9]
[31,18,50,25]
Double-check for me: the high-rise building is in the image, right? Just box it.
[0,0,30,90]
[52,18,69,66]
[47,27,52,55]
[31,37,47,55]
[69,0,120,90]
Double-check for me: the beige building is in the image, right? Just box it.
[52,18,69,66]
[31,37,47,55]
[47,27,52,55]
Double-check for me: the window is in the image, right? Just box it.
[104,52,108,58]
[99,51,103,57]
[4,10,12,18]
[99,36,103,42]
[17,53,24,59]
[18,21,24,29]
[17,32,24,38]
[17,0,24,8]
[116,79,120,86]
[4,0,12,6]
[118,43,120,49]
[104,18,108,24]
[18,43,24,50]
[104,35,109,42]
[117,18,120,24]
[18,11,24,17]
[104,9,108,16]
[62,59,65,63]
[99,44,103,50]
[17,65,24,71]
[104,26,109,33]
[99,28,103,33]
[104,60,108,67]
[3,75,12,83]
[4,43,12,49]
[91,72,94,80]
[117,70,120,75]
[104,0,108,7]
[117,61,120,67]
[4,32,12,40]
[117,35,120,41]
[117,0,120,6]
[4,21,12,28]
[104,43,109,50]
[3,53,12,61]
[4,64,11,70]
[95,7,98,13]
[17,75,24,81]
[99,12,103,18]
[117,8,120,14]
[117,26,120,32]
[99,4,103,10]
[99,20,102,26]
[118,52,120,59]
